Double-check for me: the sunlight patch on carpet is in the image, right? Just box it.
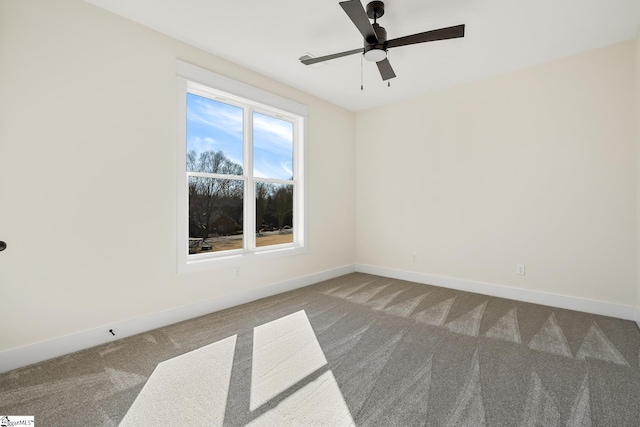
[119,335,237,427]
[247,370,355,427]
[250,310,328,410]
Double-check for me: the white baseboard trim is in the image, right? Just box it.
[356,264,638,321]
[0,264,355,374]
[636,307,640,330]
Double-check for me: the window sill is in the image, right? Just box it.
[178,244,307,274]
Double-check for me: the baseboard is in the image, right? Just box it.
[355,264,637,321]
[1,263,634,373]
[0,264,356,374]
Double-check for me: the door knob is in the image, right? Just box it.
[0,241,6,251]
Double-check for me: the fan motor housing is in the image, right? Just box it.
[363,22,387,62]
[371,23,387,42]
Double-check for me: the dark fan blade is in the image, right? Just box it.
[376,58,396,81]
[387,24,465,49]
[339,0,378,44]
[300,48,363,65]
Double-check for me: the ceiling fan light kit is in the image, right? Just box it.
[363,45,386,62]
[300,0,465,83]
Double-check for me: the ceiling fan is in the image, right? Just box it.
[299,0,465,81]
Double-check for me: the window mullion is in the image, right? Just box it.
[187,171,244,181]
[244,107,256,250]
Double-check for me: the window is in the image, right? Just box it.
[177,61,307,272]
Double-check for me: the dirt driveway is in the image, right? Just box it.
[192,231,293,253]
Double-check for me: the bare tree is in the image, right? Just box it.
[188,150,243,240]
[188,150,242,176]
[274,185,293,232]
[255,182,272,232]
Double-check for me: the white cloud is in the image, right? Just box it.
[281,161,293,178]
[254,158,293,181]
[191,136,218,152]
[253,113,293,155]
[187,96,243,140]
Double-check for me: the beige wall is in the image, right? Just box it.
[0,0,355,351]
[355,41,637,305]
[636,31,640,321]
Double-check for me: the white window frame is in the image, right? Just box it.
[176,61,308,273]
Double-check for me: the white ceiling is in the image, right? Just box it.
[86,0,640,112]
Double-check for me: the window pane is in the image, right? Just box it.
[256,183,293,247]
[253,112,293,180]
[188,176,243,254]
[186,93,243,174]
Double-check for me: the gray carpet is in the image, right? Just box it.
[1,273,640,426]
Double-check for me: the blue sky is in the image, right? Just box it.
[187,93,293,180]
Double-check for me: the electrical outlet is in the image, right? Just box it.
[411,252,417,262]
[517,264,525,275]
[234,266,241,279]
